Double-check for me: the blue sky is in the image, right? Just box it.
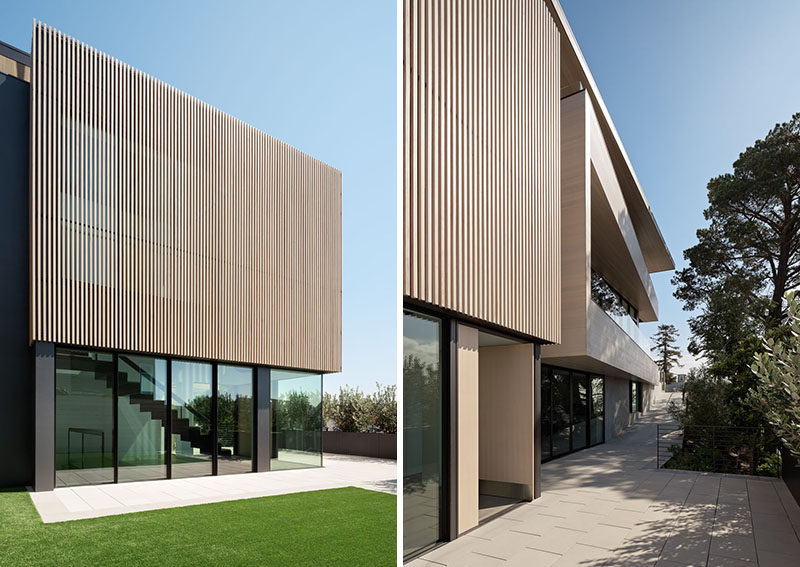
[0,1,396,394]
[561,0,800,370]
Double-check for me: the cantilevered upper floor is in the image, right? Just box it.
[542,1,673,384]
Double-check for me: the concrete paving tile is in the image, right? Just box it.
[606,539,664,567]
[551,543,611,567]
[659,532,711,566]
[751,511,795,533]
[574,523,631,551]
[72,486,125,509]
[54,489,92,512]
[525,526,584,555]
[709,533,756,562]
[598,507,646,529]
[406,559,445,567]
[655,560,701,567]
[756,549,800,567]
[706,555,754,567]
[469,530,544,560]
[753,526,800,556]
[554,509,604,532]
[507,547,561,566]
[423,537,485,565]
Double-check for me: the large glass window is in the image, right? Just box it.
[171,361,213,478]
[117,355,168,482]
[218,365,254,475]
[542,366,605,461]
[542,369,552,461]
[571,373,588,451]
[403,310,443,558]
[591,271,638,323]
[55,349,114,487]
[630,380,642,414]
[590,376,604,446]
[270,370,322,471]
[551,368,572,457]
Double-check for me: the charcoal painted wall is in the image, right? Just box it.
[0,70,32,487]
[605,376,653,441]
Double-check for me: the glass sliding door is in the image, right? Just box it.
[117,355,168,482]
[551,368,571,457]
[571,373,588,450]
[590,376,604,446]
[55,349,115,487]
[270,370,322,471]
[541,368,552,460]
[171,360,213,478]
[218,365,254,475]
[542,366,606,461]
[403,310,443,558]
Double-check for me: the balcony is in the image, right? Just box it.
[592,298,651,353]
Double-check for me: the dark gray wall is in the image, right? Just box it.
[0,70,32,487]
[605,376,653,441]
[322,432,397,459]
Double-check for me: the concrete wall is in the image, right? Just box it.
[478,343,535,492]
[604,376,653,440]
[0,70,32,487]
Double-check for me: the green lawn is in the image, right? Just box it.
[0,486,396,566]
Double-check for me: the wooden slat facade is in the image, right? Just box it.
[403,0,561,343]
[30,22,342,373]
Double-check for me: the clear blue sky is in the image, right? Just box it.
[0,1,396,394]
[561,0,800,370]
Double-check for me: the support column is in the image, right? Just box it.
[33,341,55,492]
[254,367,271,472]
[456,324,479,535]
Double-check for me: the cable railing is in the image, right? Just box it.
[656,424,780,477]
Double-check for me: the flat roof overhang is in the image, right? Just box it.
[546,0,674,274]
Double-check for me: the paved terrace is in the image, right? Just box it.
[410,393,800,567]
[30,453,396,523]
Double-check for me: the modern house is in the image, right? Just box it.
[402,0,673,559]
[0,23,342,492]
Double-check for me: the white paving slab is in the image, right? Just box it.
[409,392,800,567]
[29,453,396,523]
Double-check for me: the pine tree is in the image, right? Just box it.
[651,324,682,383]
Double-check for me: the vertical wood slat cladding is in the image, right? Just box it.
[403,0,561,342]
[30,22,342,372]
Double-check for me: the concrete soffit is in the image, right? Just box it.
[546,0,674,274]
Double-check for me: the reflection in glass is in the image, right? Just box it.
[218,365,253,475]
[542,369,552,460]
[270,370,322,471]
[403,310,442,558]
[590,376,604,446]
[171,360,213,478]
[551,369,571,457]
[118,355,167,482]
[571,373,588,450]
[630,380,639,414]
[55,349,114,487]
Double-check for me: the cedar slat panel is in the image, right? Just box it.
[30,22,342,372]
[403,0,560,343]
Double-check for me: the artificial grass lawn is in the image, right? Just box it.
[0,486,396,566]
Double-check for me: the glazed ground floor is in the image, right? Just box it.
[403,304,655,560]
[27,342,324,492]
